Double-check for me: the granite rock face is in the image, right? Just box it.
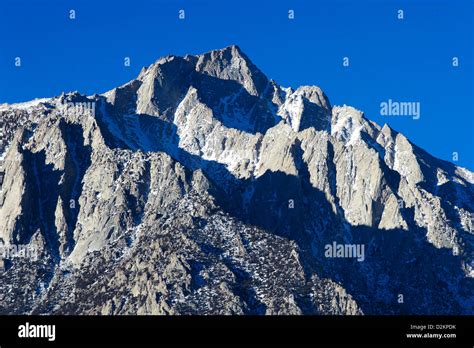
[0,45,473,315]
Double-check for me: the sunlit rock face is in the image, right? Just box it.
[0,46,472,315]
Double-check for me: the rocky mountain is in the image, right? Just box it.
[0,45,472,315]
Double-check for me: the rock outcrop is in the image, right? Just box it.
[0,45,472,315]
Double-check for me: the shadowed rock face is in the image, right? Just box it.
[0,45,472,315]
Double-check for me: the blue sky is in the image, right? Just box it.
[0,0,472,169]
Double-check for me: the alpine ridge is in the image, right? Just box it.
[0,45,473,315]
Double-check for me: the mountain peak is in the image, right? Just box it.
[0,46,473,316]
[130,46,271,120]
[194,45,269,96]
[199,45,246,62]
[213,44,243,54]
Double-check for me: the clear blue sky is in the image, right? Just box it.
[0,0,472,169]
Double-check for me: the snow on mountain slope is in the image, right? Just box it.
[0,45,473,315]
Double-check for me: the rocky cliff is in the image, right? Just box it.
[0,45,472,314]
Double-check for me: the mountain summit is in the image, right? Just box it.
[0,46,472,315]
